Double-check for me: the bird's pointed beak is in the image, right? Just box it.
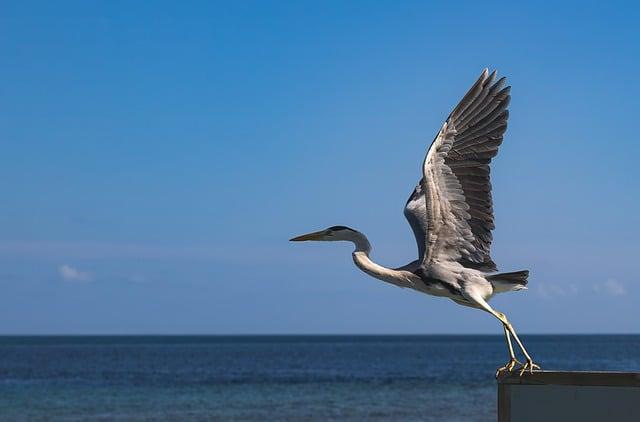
[290,230,325,241]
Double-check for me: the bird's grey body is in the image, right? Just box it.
[291,69,540,376]
[355,247,503,305]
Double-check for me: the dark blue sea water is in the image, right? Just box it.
[0,335,638,421]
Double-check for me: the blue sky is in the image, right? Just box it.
[1,1,639,334]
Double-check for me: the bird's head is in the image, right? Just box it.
[290,225,358,242]
[290,226,371,252]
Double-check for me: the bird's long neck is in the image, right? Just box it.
[349,232,409,287]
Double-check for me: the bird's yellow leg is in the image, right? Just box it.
[461,290,541,377]
[495,325,522,378]
[495,312,541,376]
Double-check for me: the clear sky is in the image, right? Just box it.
[1,1,639,334]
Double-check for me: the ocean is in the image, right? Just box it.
[0,335,638,421]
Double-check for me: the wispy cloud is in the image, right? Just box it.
[129,274,150,284]
[593,279,626,296]
[0,241,318,265]
[536,282,579,299]
[0,241,234,261]
[58,264,93,283]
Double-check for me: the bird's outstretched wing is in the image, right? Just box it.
[403,69,510,271]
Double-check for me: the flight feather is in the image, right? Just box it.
[404,69,511,272]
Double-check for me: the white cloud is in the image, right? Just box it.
[536,282,580,299]
[129,274,150,284]
[594,279,626,296]
[537,283,565,298]
[58,264,93,283]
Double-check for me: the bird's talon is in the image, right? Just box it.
[517,360,541,376]
[495,358,522,378]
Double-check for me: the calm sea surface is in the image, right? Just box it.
[0,335,638,421]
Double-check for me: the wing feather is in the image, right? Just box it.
[403,68,511,271]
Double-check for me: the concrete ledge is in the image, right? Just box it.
[497,371,640,422]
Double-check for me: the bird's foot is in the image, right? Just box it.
[518,359,541,376]
[495,358,522,378]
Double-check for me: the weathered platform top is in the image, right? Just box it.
[498,371,640,422]
[497,370,640,387]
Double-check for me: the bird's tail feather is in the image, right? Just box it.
[487,270,529,293]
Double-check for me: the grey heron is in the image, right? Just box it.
[291,69,539,376]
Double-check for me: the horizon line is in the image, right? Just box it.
[1,333,638,337]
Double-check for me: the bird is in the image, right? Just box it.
[290,69,540,377]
